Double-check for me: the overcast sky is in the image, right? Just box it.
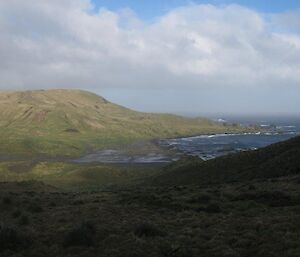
[0,0,300,116]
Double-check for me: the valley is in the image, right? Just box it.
[0,135,299,257]
[0,90,299,257]
[1,1,300,256]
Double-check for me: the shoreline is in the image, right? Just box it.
[160,130,299,141]
[0,131,298,164]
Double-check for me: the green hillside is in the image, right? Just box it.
[152,135,300,186]
[0,89,247,157]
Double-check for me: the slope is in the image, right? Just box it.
[0,89,245,157]
[153,135,300,185]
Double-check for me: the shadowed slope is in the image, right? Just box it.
[153,136,300,186]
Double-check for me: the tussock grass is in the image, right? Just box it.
[0,89,251,157]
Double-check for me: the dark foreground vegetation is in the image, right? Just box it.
[0,177,299,257]
[0,136,299,257]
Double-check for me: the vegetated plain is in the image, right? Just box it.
[0,89,299,257]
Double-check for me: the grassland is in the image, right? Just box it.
[0,137,299,257]
[0,160,164,190]
[0,89,253,157]
[0,175,299,257]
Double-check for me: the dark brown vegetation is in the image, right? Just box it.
[0,136,299,256]
[0,176,299,257]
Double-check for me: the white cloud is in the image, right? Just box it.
[0,0,300,92]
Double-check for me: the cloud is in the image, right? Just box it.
[0,0,300,92]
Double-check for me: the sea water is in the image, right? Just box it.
[160,116,300,160]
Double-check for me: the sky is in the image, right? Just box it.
[0,0,300,116]
[92,0,300,19]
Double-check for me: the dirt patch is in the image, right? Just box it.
[64,128,80,133]
[85,119,104,129]
[7,162,37,174]
[33,110,50,122]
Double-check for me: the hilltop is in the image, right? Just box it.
[0,89,247,157]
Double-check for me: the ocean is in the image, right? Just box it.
[160,115,300,160]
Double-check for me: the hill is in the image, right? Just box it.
[152,135,300,186]
[0,89,247,157]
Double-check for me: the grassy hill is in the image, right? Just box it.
[152,135,300,186]
[0,89,248,157]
